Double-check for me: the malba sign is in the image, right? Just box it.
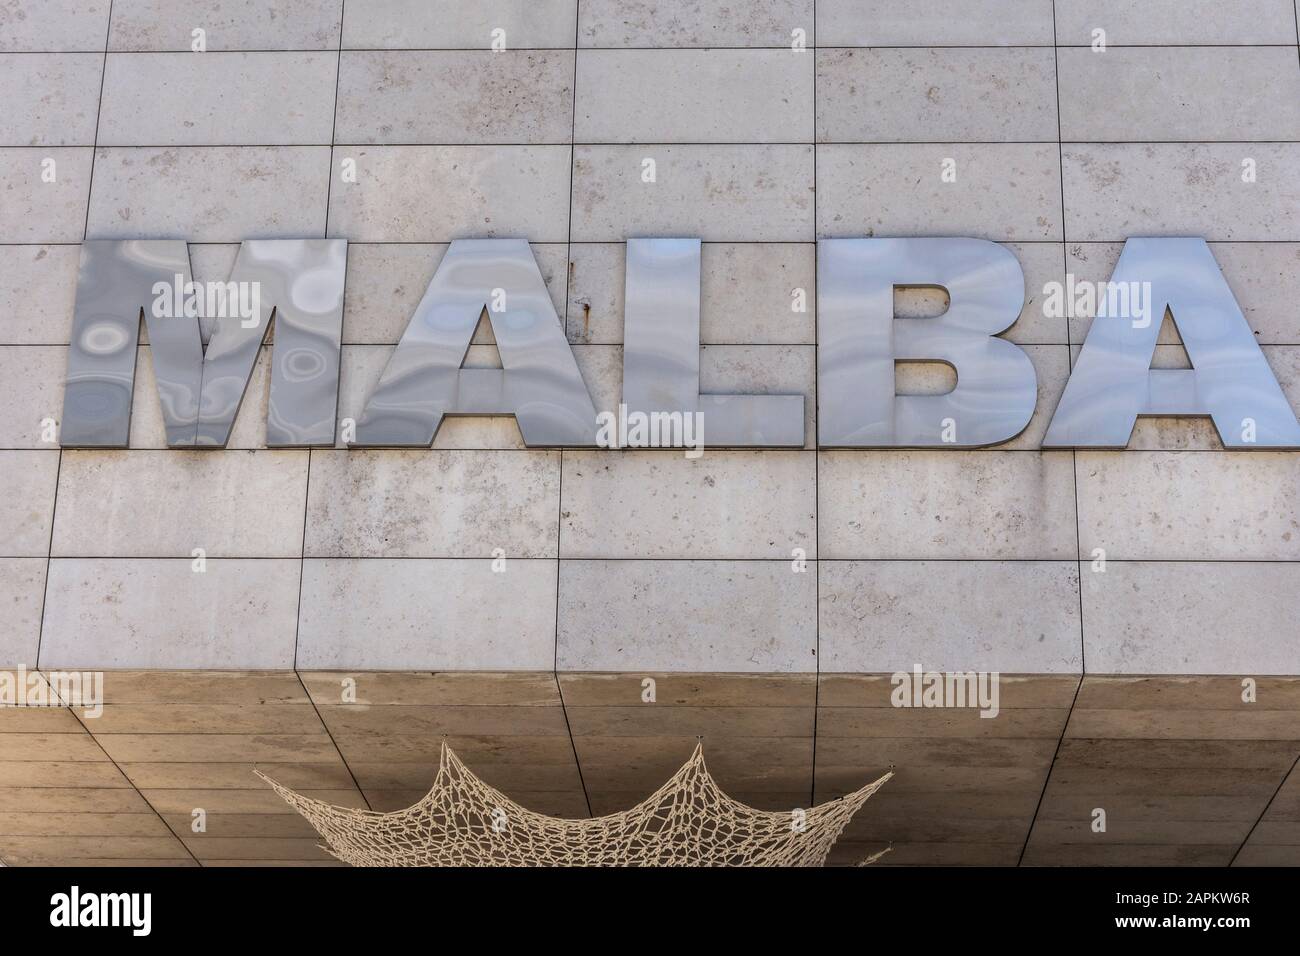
[60,236,1300,451]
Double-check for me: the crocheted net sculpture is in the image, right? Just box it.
[257,742,890,867]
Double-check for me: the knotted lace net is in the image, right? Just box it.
[257,742,890,867]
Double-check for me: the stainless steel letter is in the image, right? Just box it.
[622,238,804,446]
[353,239,598,446]
[818,238,1037,447]
[61,239,347,448]
[1043,238,1300,449]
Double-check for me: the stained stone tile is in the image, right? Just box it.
[1062,144,1300,242]
[578,0,812,47]
[566,242,816,345]
[0,53,103,146]
[571,145,815,242]
[304,450,561,558]
[296,558,557,670]
[576,50,813,143]
[109,0,343,51]
[557,559,817,672]
[0,148,93,242]
[560,450,816,558]
[52,450,308,557]
[818,144,1063,241]
[98,52,338,146]
[1081,562,1300,675]
[0,559,45,666]
[1054,0,1298,45]
[817,0,1055,46]
[0,451,59,555]
[327,145,571,242]
[819,451,1078,559]
[1076,451,1300,560]
[1058,48,1300,142]
[39,558,301,669]
[817,48,1057,143]
[0,245,80,344]
[820,561,1082,673]
[342,0,579,49]
[336,51,574,145]
[0,0,111,52]
[0,346,66,447]
[87,146,330,241]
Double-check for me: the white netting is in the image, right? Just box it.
[257,742,890,867]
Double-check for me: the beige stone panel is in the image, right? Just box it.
[53,450,308,557]
[119,761,355,790]
[579,0,811,46]
[819,451,1077,559]
[0,148,92,242]
[39,559,302,670]
[0,732,106,761]
[817,0,1054,45]
[1055,738,1299,770]
[559,673,815,708]
[0,761,131,788]
[577,50,812,144]
[96,733,339,763]
[87,147,330,241]
[818,765,1046,795]
[557,560,816,673]
[110,0,343,50]
[327,145,572,242]
[142,788,365,815]
[818,144,1063,241]
[317,705,571,738]
[1062,144,1300,242]
[814,736,1059,767]
[0,700,80,733]
[300,671,560,707]
[819,675,1081,710]
[816,708,1069,739]
[1066,709,1300,740]
[0,452,59,554]
[296,558,558,671]
[565,706,813,738]
[1040,793,1266,823]
[1059,47,1300,142]
[0,245,79,344]
[165,812,320,838]
[0,53,103,146]
[573,735,813,792]
[181,836,333,860]
[1076,452,1300,560]
[0,788,150,813]
[305,450,560,558]
[1054,0,1297,44]
[561,451,815,558]
[817,48,1057,142]
[343,0,579,49]
[0,811,171,836]
[0,0,111,52]
[98,52,338,145]
[0,835,190,863]
[336,51,574,145]
[93,670,308,704]
[1076,676,1300,711]
[87,703,326,735]
[571,145,815,242]
[0,347,67,447]
[1044,768,1286,798]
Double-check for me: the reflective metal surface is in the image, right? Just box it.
[818,238,1037,447]
[623,238,804,446]
[63,240,201,447]
[213,239,346,447]
[354,239,598,446]
[62,239,347,448]
[1044,238,1300,449]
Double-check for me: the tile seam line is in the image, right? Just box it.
[292,669,373,812]
[1228,747,1300,865]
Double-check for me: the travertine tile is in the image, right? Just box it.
[571,145,814,241]
[818,451,1078,559]
[0,0,110,52]
[1075,451,1300,560]
[0,245,80,344]
[1058,48,1300,142]
[296,558,557,669]
[53,450,308,557]
[1062,144,1300,242]
[0,346,66,447]
[817,48,1057,143]
[560,450,816,558]
[327,145,571,241]
[576,50,813,143]
[1054,0,1298,44]
[39,558,301,668]
[0,559,45,666]
[87,146,330,241]
[342,0,579,49]
[820,561,1082,673]
[557,559,817,672]
[304,450,560,557]
[818,144,1063,241]
[1081,562,1300,675]
[336,51,574,145]
[0,451,59,554]
[109,0,343,50]
[0,148,93,242]
[0,53,102,146]
[578,0,812,47]
[817,0,1055,46]
[98,52,338,146]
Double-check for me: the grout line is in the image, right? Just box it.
[322,0,346,236]
[293,670,373,812]
[12,43,1300,54]
[809,0,821,812]
[1017,673,1084,867]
